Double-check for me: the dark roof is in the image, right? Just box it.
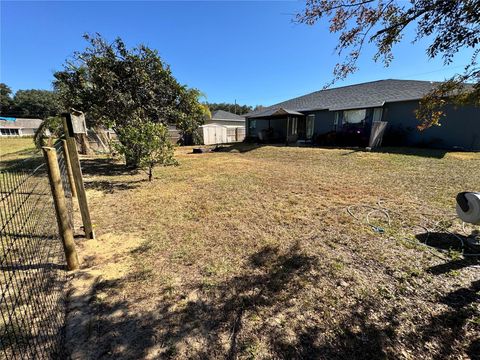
[249,107,304,118]
[210,110,245,121]
[0,118,43,129]
[245,79,443,118]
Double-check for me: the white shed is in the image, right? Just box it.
[200,124,246,145]
[201,124,228,145]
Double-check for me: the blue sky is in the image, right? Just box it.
[0,1,473,106]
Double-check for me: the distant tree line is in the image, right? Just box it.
[206,102,264,115]
[0,83,61,119]
[0,84,266,121]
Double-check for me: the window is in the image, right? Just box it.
[306,114,315,139]
[0,128,19,136]
[343,109,367,124]
[289,117,298,135]
[248,119,256,135]
[373,108,383,122]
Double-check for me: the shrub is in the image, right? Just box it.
[113,116,178,181]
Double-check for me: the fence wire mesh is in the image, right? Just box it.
[0,141,74,359]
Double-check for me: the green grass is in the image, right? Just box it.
[0,137,36,158]
[0,137,41,169]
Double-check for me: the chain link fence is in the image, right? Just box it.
[0,142,75,359]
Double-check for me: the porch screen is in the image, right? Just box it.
[343,109,366,124]
[248,119,256,135]
[373,108,383,122]
[306,114,315,139]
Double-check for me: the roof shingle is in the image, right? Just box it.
[245,79,443,118]
[211,110,245,121]
[0,118,43,129]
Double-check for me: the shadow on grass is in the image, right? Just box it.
[68,243,320,358]
[84,179,143,193]
[273,280,480,360]
[79,157,144,193]
[80,158,134,177]
[373,147,448,159]
[427,257,480,276]
[415,232,467,252]
[212,144,451,159]
[212,142,315,154]
[207,143,266,153]
[273,299,401,359]
[0,154,44,171]
[67,242,480,359]
[410,279,480,359]
[0,147,38,158]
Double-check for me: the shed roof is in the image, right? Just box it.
[245,79,447,118]
[210,110,246,122]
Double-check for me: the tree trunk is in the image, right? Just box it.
[74,133,92,155]
[148,166,153,182]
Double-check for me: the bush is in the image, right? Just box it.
[113,117,178,181]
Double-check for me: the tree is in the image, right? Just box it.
[297,0,480,128]
[12,89,61,119]
[177,89,211,145]
[113,114,177,181]
[0,84,62,119]
[54,33,205,167]
[206,102,255,115]
[0,83,14,115]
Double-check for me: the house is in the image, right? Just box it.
[201,110,246,145]
[244,79,480,150]
[0,117,43,137]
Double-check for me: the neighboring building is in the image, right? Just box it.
[244,79,480,150]
[0,117,43,137]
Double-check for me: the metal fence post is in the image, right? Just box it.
[43,147,80,271]
[62,114,95,239]
[62,139,77,198]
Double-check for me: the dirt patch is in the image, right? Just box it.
[65,233,145,359]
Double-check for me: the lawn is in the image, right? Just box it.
[2,139,479,359]
[0,137,42,169]
[0,137,36,158]
[68,144,480,359]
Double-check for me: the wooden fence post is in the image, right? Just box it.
[43,147,80,271]
[62,139,77,198]
[62,114,95,239]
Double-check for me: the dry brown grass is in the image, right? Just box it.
[70,145,479,359]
